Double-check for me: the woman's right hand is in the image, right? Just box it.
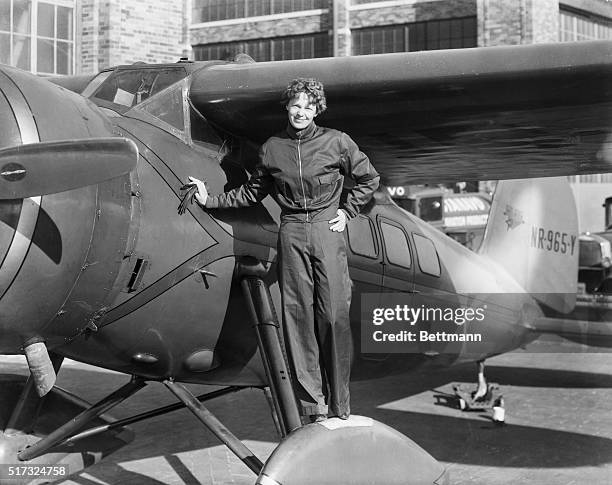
[187,176,208,206]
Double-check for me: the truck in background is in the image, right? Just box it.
[577,196,612,295]
[578,232,612,294]
[386,185,491,251]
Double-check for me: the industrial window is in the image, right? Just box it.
[559,8,612,42]
[352,17,477,55]
[0,0,75,74]
[347,215,378,259]
[36,2,73,75]
[193,33,330,61]
[192,0,326,23]
[380,222,411,269]
[568,173,612,184]
[412,233,441,277]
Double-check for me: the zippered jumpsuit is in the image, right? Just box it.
[204,122,380,417]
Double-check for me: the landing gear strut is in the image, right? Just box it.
[18,376,146,461]
[453,359,503,417]
[1,266,448,484]
[235,270,447,485]
[474,359,488,400]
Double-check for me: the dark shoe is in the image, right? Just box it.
[310,414,327,423]
[337,413,350,420]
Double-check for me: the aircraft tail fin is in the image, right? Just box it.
[478,177,578,313]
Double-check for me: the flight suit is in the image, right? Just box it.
[205,122,379,417]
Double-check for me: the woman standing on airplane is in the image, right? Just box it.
[185,78,379,423]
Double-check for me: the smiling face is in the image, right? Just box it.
[287,92,318,130]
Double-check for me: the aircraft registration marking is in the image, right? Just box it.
[530,225,576,255]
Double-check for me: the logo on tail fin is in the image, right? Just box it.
[504,205,524,230]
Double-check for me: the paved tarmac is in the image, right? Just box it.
[2,335,612,485]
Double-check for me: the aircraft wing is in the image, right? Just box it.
[189,40,612,185]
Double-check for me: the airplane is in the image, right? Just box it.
[0,39,611,484]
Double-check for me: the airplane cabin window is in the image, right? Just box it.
[128,77,222,147]
[347,215,377,258]
[81,71,112,98]
[412,233,441,277]
[380,222,411,268]
[190,102,224,147]
[86,67,187,108]
[138,80,185,132]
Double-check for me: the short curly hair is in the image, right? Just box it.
[280,78,327,115]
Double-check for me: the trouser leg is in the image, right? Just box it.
[278,223,327,416]
[312,222,352,416]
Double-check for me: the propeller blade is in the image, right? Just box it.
[0,137,138,199]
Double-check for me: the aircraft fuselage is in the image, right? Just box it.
[0,63,539,388]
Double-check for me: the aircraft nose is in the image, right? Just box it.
[0,195,45,355]
[0,67,44,353]
[0,68,32,293]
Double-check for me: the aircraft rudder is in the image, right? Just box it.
[479,177,578,313]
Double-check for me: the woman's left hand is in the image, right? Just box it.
[329,209,348,232]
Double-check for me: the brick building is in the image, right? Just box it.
[1,1,610,75]
[79,0,191,73]
[0,0,191,75]
[190,0,611,61]
[0,0,610,228]
[187,0,612,232]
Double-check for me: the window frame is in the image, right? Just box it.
[0,0,75,75]
[559,7,612,42]
[379,218,413,270]
[351,16,477,55]
[192,0,327,23]
[86,66,188,114]
[193,32,330,62]
[411,232,441,278]
[347,214,379,260]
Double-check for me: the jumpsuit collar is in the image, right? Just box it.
[286,121,317,140]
